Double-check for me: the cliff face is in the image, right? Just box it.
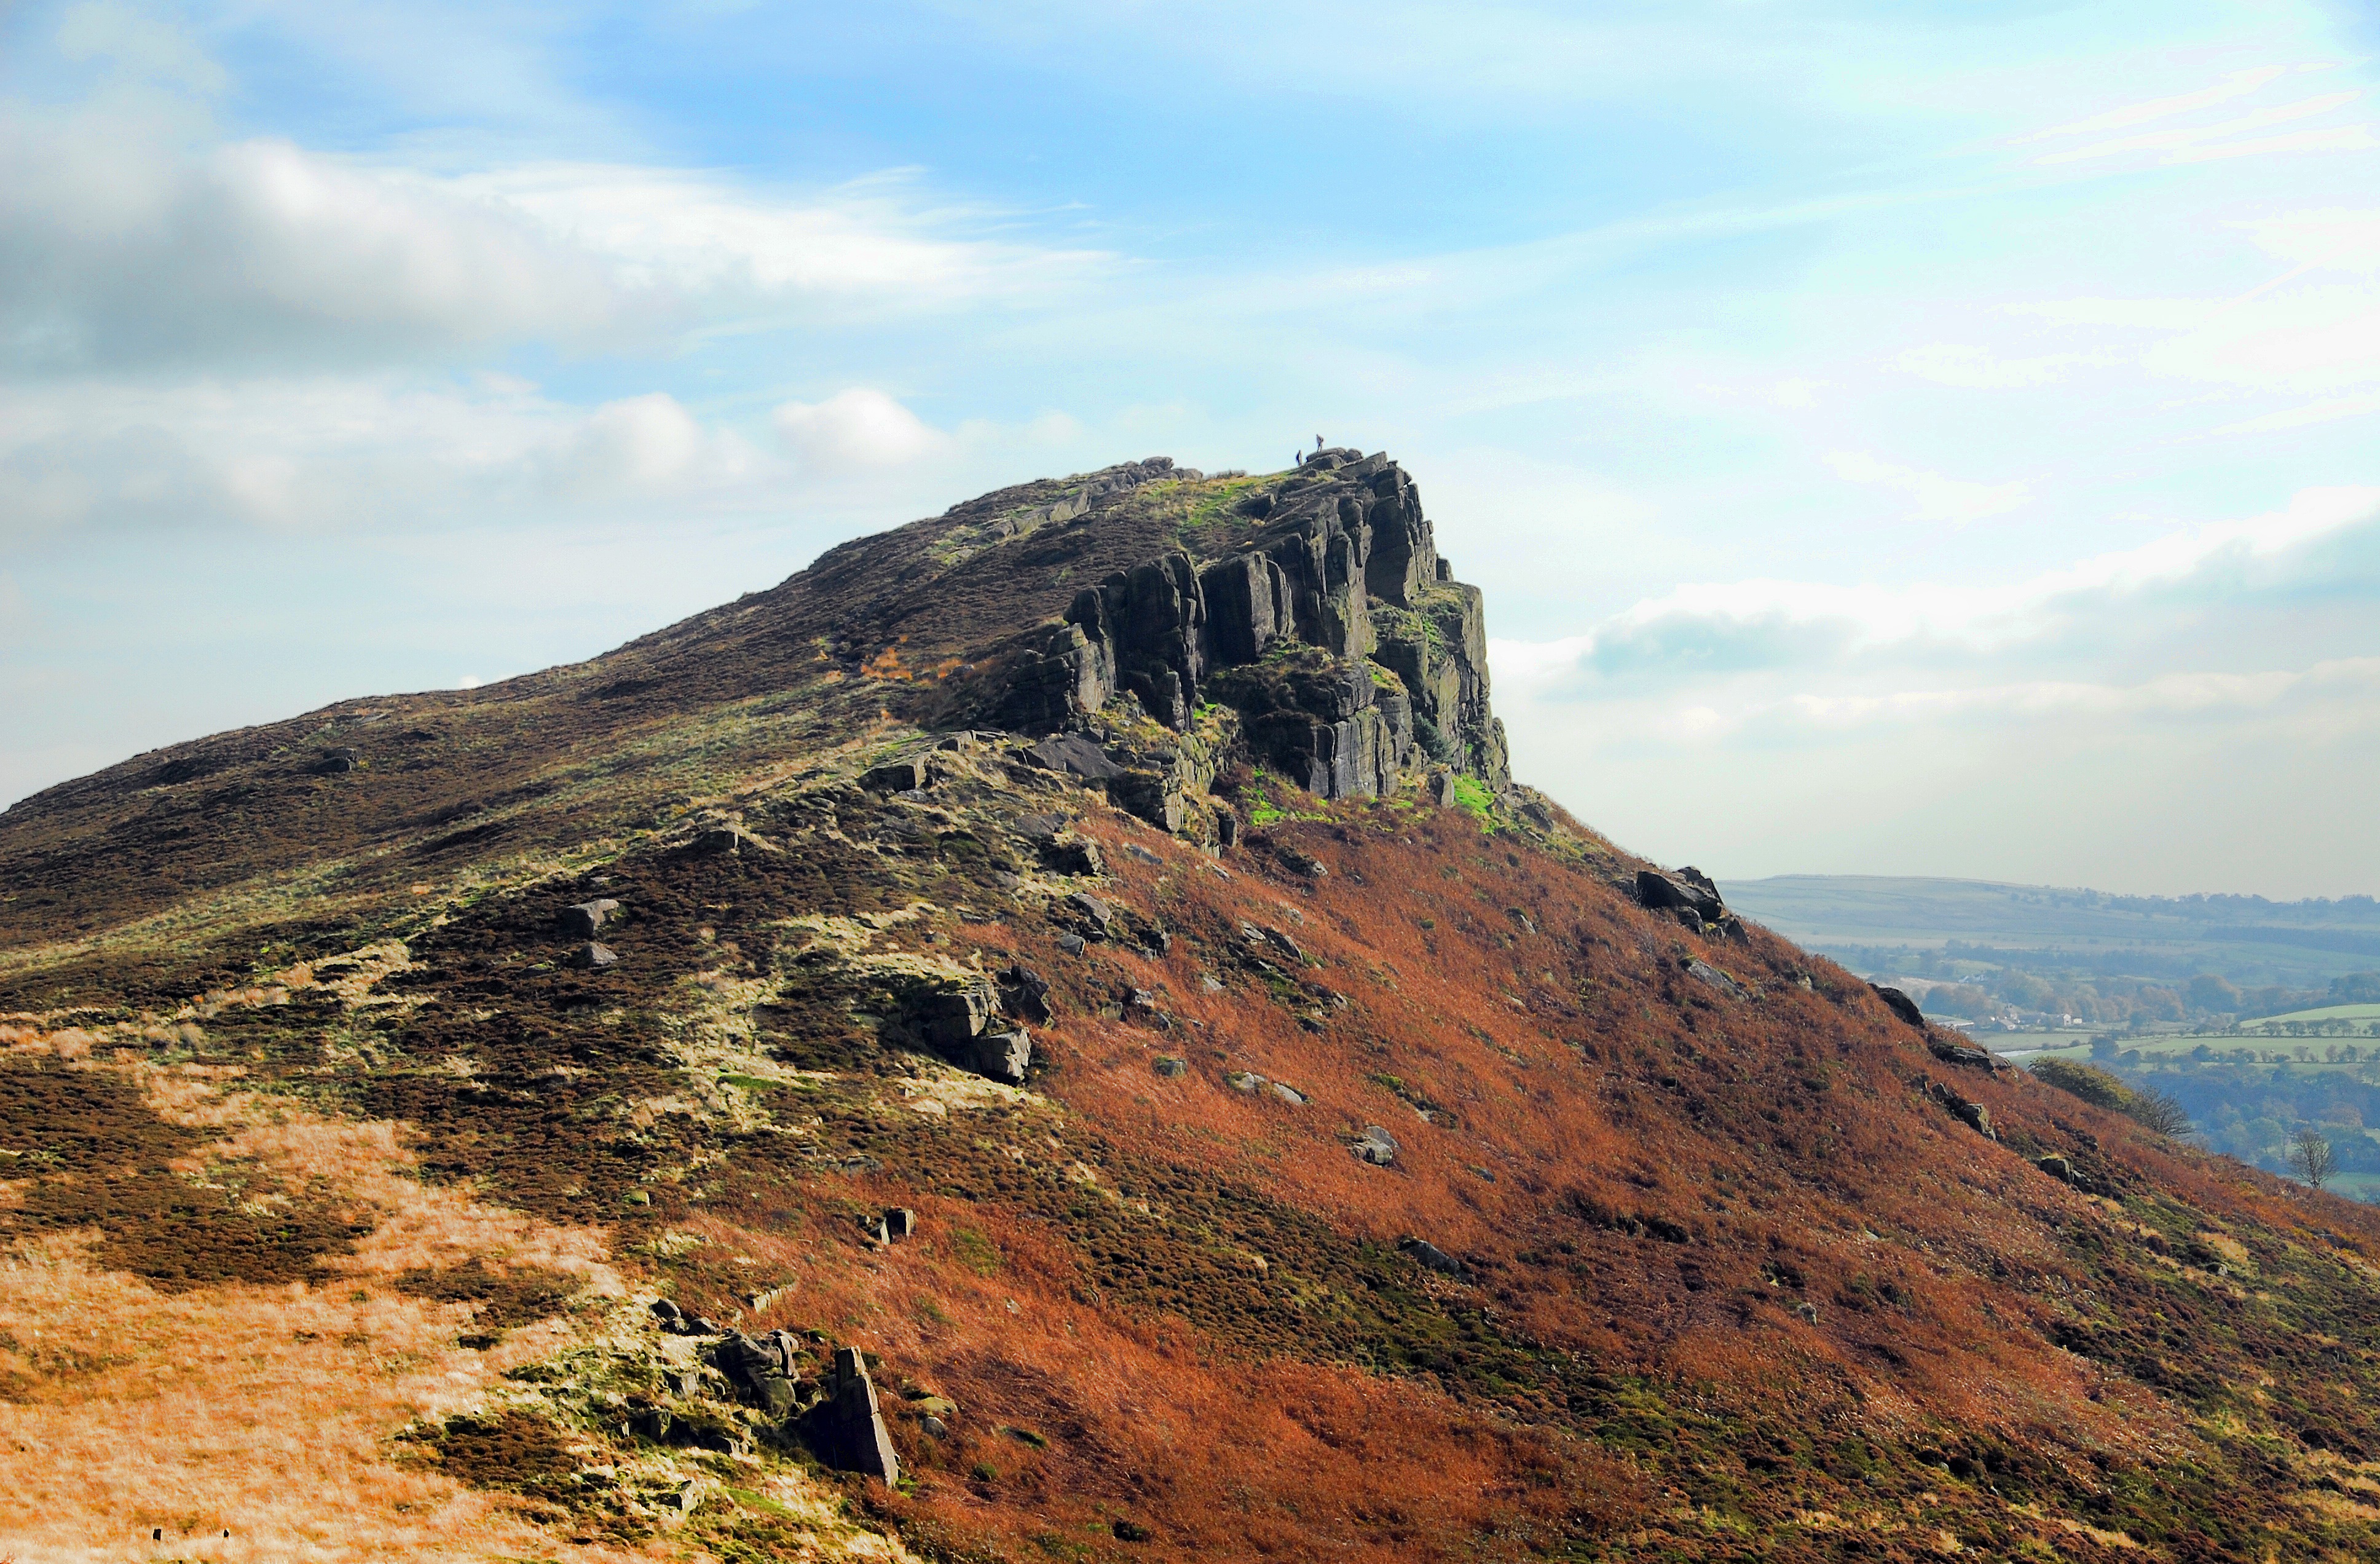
[993,448,1508,806]
[3,456,2380,1564]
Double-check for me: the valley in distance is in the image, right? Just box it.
[5,452,2380,1562]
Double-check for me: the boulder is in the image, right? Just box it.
[1398,1236,1472,1281]
[859,757,929,792]
[1044,837,1106,876]
[1213,807,1240,849]
[558,898,621,938]
[1066,891,1115,932]
[1870,984,1927,1030]
[694,826,747,855]
[569,942,618,970]
[797,1347,901,1483]
[1352,1125,1400,1166]
[1928,1081,1997,1141]
[712,1332,799,1416]
[1928,1038,2000,1072]
[1225,1070,1266,1093]
[1153,1056,1188,1078]
[1026,732,1125,781]
[1636,871,1723,924]
[969,1030,1033,1085]
[1683,958,1747,1001]
[998,963,1054,1024]
[885,1208,917,1241]
[1269,1081,1306,1105]
[2038,1154,2075,1184]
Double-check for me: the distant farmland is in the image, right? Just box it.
[1722,874,2380,990]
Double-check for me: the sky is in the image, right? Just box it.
[3,0,2377,898]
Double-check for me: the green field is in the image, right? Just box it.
[2245,1001,2380,1029]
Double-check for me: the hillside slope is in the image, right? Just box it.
[6,454,2380,1563]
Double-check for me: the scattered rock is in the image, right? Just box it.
[1398,1236,1472,1281]
[1225,1070,1265,1092]
[1928,1081,1996,1141]
[1025,733,1125,781]
[885,1207,917,1241]
[1124,842,1162,865]
[1047,837,1106,875]
[1153,1056,1187,1078]
[1113,1520,1154,1544]
[1870,984,1926,1030]
[1199,974,1225,993]
[558,898,620,938]
[1012,812,1066,841]
[2038,1154,2075,1184]
[1928,1038,2000,1072]
[1056,932,1087,956]
[569,942,618,970]
[920,1415,949,1438]
[1352,1125,1400,1166]
[1261,926,1305,963]
[694,826,747,855]
[650,1298,691,1332]
[797,1346,901,1483]
[711,1331,800,1416]
[969,1030,1034,1086]
[1066,891,1115,932]
[860,757,929,792]
[1636,869,1724,925]
[1269,1081,1306,1105]
[1683,958,1746,1001]
[1428,770,1459,808]
[1213,807,1240,848]
[998,963,1054,1024]
[314,749,358,775]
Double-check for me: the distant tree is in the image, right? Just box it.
[2288,1129,2338,1191]
[2128,1088,2194,1138]
[2186,973,2242,1014]
[2330,971,2380,1004]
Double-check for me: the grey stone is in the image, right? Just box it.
[797,1347,900,1483]
[1870,984,1927,1030]
[1066,891,1114,929]
[1352,1125,1400,1166]
[1928,1081,1997,1141]
[1213,807,1240,848]
[558,898,621,938]
[1224,1070,1264,1092]
[998,963,1054,1024]
[569,942,618,970]
[859,757,929,792]
[1683,958,1746,1001]
[1269,1081,1306,1105]
[1262,926,1305,963]
[1398,1236,1472,1281]
[2038,1154,2075,1183]
[1025,732,1125,780]
[1056,932,1087,955]
[970,1029,1033,1085]
[694,826,745,855]
[1153,1056,1188,1078]
[1636,871,1724,923]
[1124,842,1162,865]
[1929,1038,2000,1072]
[885,1208,917,1241]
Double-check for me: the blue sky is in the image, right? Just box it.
[4,1,2378,896]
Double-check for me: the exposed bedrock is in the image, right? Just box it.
[992,452,1507,801]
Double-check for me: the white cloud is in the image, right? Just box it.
[55,1,230,92]
[2017,66,2289,143]
[1493,483,2380,690]
[1824,449,2028,525]
[2034,89,2367,165]
[0,101,1108,373]
[772,389,952,473]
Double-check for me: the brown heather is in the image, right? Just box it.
[1,457,2378,1561]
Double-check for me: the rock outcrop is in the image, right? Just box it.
[992,452,1508,807]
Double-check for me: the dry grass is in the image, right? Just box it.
[0,1059,628,1563]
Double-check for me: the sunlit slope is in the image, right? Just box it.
[4,456,2379,1563]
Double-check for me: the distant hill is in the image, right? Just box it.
[1722,874,2380,990]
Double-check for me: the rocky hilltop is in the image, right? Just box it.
[4,456,2380,1563]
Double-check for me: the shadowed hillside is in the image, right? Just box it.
[6,455,2380,1562]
